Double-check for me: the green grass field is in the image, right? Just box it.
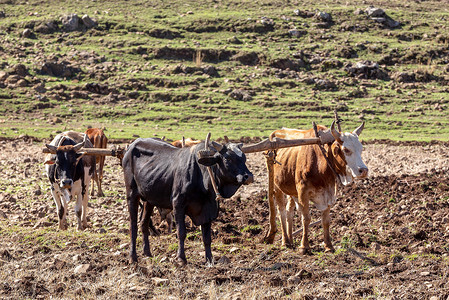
[0,0,448,141]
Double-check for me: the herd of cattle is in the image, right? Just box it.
[43,122,368,264]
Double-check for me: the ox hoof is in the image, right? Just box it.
[143,249,152,257]
[262,233,276,244]
[175,257,187,267]
[77,223,88,231]
[284,243,294,249]
[59,222,68,230]
[324,246,335,253]
[298,247,310,255]
[129,253,138,264]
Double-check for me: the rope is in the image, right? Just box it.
[204,133,224,202]
[313,122,342,186]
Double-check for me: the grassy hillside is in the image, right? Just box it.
[0,0,448,141]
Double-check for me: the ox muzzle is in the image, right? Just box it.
[237,173,254,185]
[357,167,368,178]
[60,179,73,189]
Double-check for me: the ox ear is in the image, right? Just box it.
[73,135,87,152]
[44,159,55,165]
[197,150,220,166]
[352,121,365,136]
[332,143,342,157]
[44,154,56,165]
[198,155,219,167]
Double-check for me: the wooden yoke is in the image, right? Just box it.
[241,137,328,154]
[42,146,126,159]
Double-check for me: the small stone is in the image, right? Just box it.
[288,29,304,37]
[127,273,139,279]
[151,277,169,286]
[229,247,240,253]
[72,254,81,261]
[371,242,381,251]
[33,83,46,93]
[119,243,129,249]
[74,263,91,274]
[217,256,231,264]
[420,271,430,276]
[61,14,80,31]
[366,7,385,17]
[81,14,97,29]
[315,11,332,22]
[22,28,32,38]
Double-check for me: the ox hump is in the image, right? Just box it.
[228,143,243,157]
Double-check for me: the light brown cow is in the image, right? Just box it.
[85,128,108,197]
[171,137,201,148]
[264,121,368,254]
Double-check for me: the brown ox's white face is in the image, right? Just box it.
[340,133,368,177]
[332,122,368,185]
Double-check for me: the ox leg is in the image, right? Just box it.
[201,222,213,264]
[263,155,277,244]
[174,208,187,266]
[81,179,89,229]
[90,173,96,196]
[322,206,335,253]
[166,211,174,233]
[74,181,85,231]
[297,188,311,255]
[286,196,296,247]
[51,184,68,230]
[140,201,153,257]
[97,156,105,197]
[91,167,104,197]
[127,190,139,263]
[159,208,174,233]
[276,190,292,248]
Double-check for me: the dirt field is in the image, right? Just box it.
[1,137,449,299]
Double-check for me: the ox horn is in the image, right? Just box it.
[45,143,58,153]
[197,133,215,159]
[73,135,87,152]
[211,141,224,152]
[353,121,365,136]
[331,120,343,144]
[205,133,211,148]
[204,132,224,152]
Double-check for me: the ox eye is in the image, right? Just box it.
[343,148,352,155]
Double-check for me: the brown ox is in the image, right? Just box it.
[171,137,201,148]
[264,121,368,253]
[85,128,108,197]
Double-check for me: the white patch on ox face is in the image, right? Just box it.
[340,132,368,182]
[228,143,243,158]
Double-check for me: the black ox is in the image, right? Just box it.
[45,131,95,230]
[122,137,254,264]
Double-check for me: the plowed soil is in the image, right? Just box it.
[1,138,449,299]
